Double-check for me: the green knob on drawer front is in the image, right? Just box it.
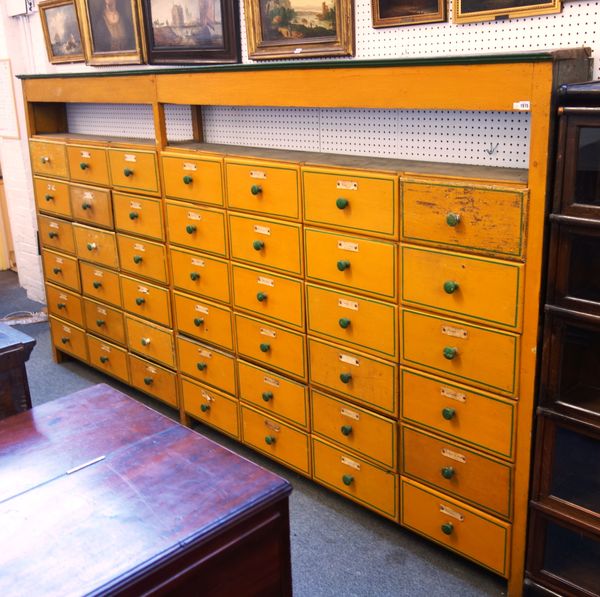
[185,224,197,234]
[441,466,455,480]
[441,522,454,535]
[250,184,262,195]
[336,198,349,210]
[133,255,143,264]
[339,372,352,384]
[81,202,91,210]
[53,267,62,274]
[253,240,265,251]
[61,337,69,344]
[143,377,153,386]
[48,231,58,239]
[79,162,89,170]
[442,407,456,420]
[40,156,49,164]
[87,242,97,251]
[183,175,193,185]
[196,362,207,371]
[100,356,109,364]
[342,474,354,486]
[337,260,351,272]
[443,346,458,360]
[96,319,105,327]
[265,435,276,445]
[141,337,151,346]
[93,280,102,289]
[446,213,461,227]
[45,194,53,201]
[135,297,145,306]
[57,302,66,309]
[443,281,459,294]
[123,168,134,177]
[201,404,210,413]
[190,272,200,281]
[340,425,353,436]
[193,317,205,327]
[262,391,273,402]
[259,343,270,353]
[256,292,268,302]
[338,318,351,329]
[129,211,139,220]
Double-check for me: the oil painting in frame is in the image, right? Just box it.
[454,0,562,23]
[372,0,445,27]
[78,0,146,65]
[244,0,354,60]
[39,0,85,64]
[140,0,240,64]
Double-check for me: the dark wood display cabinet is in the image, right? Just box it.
[525,81,600,597]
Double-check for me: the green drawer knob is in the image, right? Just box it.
[57,302,66,309]
[133,255,143,264]
[262,391,273,402]
[336,198,349,210]
[441,466,455,480]
[265,435,276,445]
[250,184,262,195]
[185,224,197,234]
[442,407,456,420]
[100,356,109,364]
[87,242,97,251]
[48,231,58,239]
[193,317,205,327]
[443,281,459,294]
[196,362,207,371]
[253,240,265,251]
[45,194,53,201]
[93,280,102,289]
[340,424,353,436]
[446,213,461,227]
[129,211,139,220]
[338,317,351,329]
[61,337,69,344]
[81,202,91,210]
[79,162,89,170]
[339,372,352,384]
[200,403,210,413]
[443,346,458,360]
[337,260,351,272]
[141,337,151,346]
[183,175,193,185]
[135,297,145,306]
[259,342,270,353]
[441,522,454,535]
[123,168,134,177]
[143,377,153,386]
[53,267,62,274]
[190,272,200,281]
[342,474,354,486]
[256,291,268,302]
[96,319,105,327]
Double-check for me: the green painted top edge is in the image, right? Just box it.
[16,51,559,80]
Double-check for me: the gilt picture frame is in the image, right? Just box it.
[371,0,445,27]
[39,0,85,64]
[244,0,354,60]
[453,0,562,23]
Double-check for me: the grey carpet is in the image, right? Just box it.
[1,270,506,596]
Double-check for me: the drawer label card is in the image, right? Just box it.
[47,183,56,191]
[93,269,103,277]
[199,349,212,358]
[337,241,359,252]
[100,344,111,353]
[340,408,360,421]
[439,504,464,522]
[124,154,137,163]
[188,211,202,221]
[341,456,360,470]
[96,307,107,315]
[339,353,360,367]
[83,191,94,200]
[338,298,359,311]
[49,222,59,229]
[263,375,280,388]
[195,305,209,315]
[183,162,197,171]
[137,285,149,294]
[134,243,146,252]
[258,276,274,287]
[513,100,531,111]
[253,225,271,236]
[250,170,267,180]
[264,419,280,432]
[201,390,214,402]
[129,201,142,209]
[260,327,277,338]
[59,293,68,300]
[62,325,71,333]
[440,386,466,402]
[55,257,64,264]
[336,180,358,191]
[80,151,91,159]
[441,325,468,339]
[145,365,157,374]
[191,258,206,267]
[441,448,466,463]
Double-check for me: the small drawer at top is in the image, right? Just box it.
[113,192,164,240]
[30,139,68,179]
[34,177,71,218]
[162,153,224,206]
[39,215,76,255]
[66,144,109,186]
[117,233,169,284]
[73,224,119,269]
[108,148,160,195]
[225,157,300,220]
[70,184,113,229]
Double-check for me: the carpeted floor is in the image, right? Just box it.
[1,270,506,596]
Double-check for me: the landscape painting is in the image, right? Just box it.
[39,0,84,64]
[371,0,446,27]
[259,0,337,42]
[454,0,561,23]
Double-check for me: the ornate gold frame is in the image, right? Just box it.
[39,0,85,64]
[454,0,562,24]
[371,0,446,28]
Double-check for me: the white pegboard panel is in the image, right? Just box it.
[164,104,195,142]
[66,103,155,139]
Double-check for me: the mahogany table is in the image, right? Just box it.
[0,384,293,596]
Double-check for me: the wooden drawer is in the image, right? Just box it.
[117,233,169,284]
[121,275,172,327]
[225,157,300,220]
[70,184,113,229]
[401,478,510,577]
[125,314,175,368]
[401,179,528,260]
[306,284,398,361]
[30,139,68,178]
[232,264,304,331]
[162,153,224,206]
[113,192,164,240]
[166,201,228,257]
[83,297,126,346]
[87,335,129,383]
[312,389,397,470]
[108,148,160,195]
[228,213,303,277]
[170,247,231,304]
[401,309,519,396]
[39,215,75,254]
[312,437,398,521]
[49,316,87,361]
[129,353,178,408]
[401,245,524,331]
[305,228,397,301]
[174,292,234,351]
[308,337,397,417]
[66,145,109,186]
[302,166,399,239]
[73,224,119,269]
[241,404,310,475]
[235,313,307,381]
[401,368,516,460]
[45,284,84,327]
[80,262,122,308]
[34,177,71,218]
[402,425,513,519]
[238,360,309,430]
[42,250,80,292]
[177,335,237,396]
[181,377,239,439]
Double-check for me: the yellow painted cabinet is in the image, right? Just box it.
[162,153,224,206]
[108,147,160,195]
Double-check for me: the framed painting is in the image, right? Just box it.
[39,0,85,64]
[78,0,146,65]
[454,0,562,23]
[371,0,445,27]
[244,0,354,60]
[140,0,240,64]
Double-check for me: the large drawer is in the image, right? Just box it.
[121,275,172,327]
[312,437,398,521]
[34,177,71,218]
[305,227,398,301]
[401,179,528,260]
[80,262,122,308]
[66,144,109,186]
[125,314,176,369]
[70,184,113,229]
[87,334,129,384]
[129,353,178,408]
[49,316,87,362]
[401,478,511,577]
[162,153,224,206]
[401,245,524,331]
[108,147,160,195]
[83,297,126,346]
[306,284,398,360]
[225,157,300,220]
[73,224,119,269]
[42,250,80,292]
[241,404,310,476]
[39,215,75,255]
[113,192,164,240]
[117,233,169,284]
[238,359,309,430]
[30,139,68,179]
[401,309,519,396]
[402,425,513,519]
[302,166,399,239]
[45,284,84,327]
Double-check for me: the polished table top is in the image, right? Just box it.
[0,384,291,595]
